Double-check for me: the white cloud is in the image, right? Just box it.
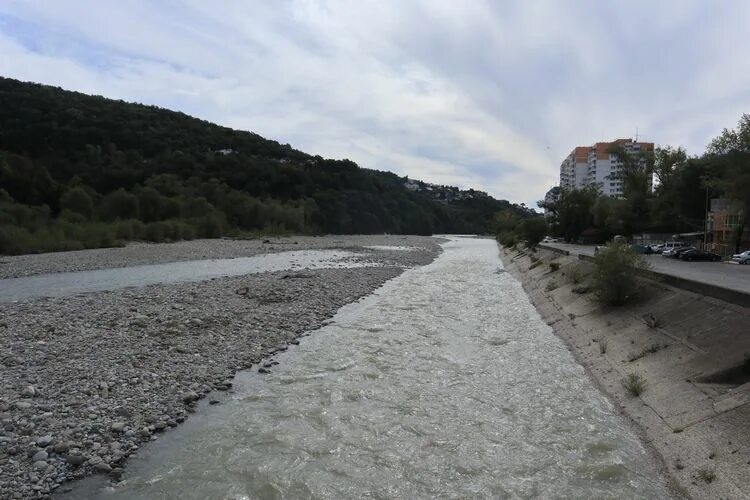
[1,0,749,206]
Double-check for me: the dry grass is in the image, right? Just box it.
[622,373,646,396]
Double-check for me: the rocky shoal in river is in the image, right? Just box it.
[0,240,442,498]
[0,235,443,279]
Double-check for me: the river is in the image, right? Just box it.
[61,237,670,499]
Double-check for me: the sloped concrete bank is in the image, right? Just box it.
[499,245,750,500]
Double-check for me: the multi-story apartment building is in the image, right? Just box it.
[559,139,653,197]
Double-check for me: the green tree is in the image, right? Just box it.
[520,217,548,249]
[59,187,94,218]
[556,186,599,242]
[705,115,750,252]
[98,189,139,221]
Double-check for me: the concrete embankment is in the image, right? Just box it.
[500,245,750,500]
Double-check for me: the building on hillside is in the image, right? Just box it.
[707,198,749,255]
[559,138,654,197]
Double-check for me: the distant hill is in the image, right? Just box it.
[0,77,532,254]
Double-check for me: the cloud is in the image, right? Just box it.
[1,0,749,207]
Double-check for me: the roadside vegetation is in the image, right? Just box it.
[592,241,649,306]
[622,373,647,397]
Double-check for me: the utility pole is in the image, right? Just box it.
[701,175,710,249]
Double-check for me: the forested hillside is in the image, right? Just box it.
[0,77,530,254]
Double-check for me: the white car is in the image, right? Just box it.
[732,250,750,264]
[542,237,558,243]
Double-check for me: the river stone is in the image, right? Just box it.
[94,462,112,473]
[114,406,131,418]
[111,422,126,433]
[181,391,199,403]
[67,455,87,466]
[15,401,32,410]
[32,450,48,462]
[53,442,70,453]
[32,460,48,470]
[21,385,36,398]
[36,435,52,447]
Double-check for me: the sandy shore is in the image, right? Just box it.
[0,236,443,499]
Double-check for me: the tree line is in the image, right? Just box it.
[502,115,749,253]
[0,77,532,254]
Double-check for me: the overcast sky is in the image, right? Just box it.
[2,1,749,206]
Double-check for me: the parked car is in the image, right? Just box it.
[649,243,665,254]
[662,245,692,258]
[542,236,559,243]
[679,249,722,262]
[732,250,750,264]
[660,241,685,254]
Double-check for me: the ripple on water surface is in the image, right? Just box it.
[62,237,671,499]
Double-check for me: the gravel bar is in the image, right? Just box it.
[0,235,443,279]
[0,237,443,498]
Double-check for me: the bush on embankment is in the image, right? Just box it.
[592,241,649,306]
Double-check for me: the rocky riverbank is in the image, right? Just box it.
[499,244,750,500]
[0,237,443,498]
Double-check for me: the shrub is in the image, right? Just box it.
[500,232,518,248]
[60,187,94,217]
[567,264,585,284]
[697,468,716,483]
[622,373,646,396]
[593,241,649,306]
[520,218,548,249]
[0,224,36,254]
[144,221,168,242]
[545,279,559,292]
[549,262,561,272]
[98,189,139,221]
[599,338,608,354]
[572,285,591,294]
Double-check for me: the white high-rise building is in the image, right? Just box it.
[559,138,653,197]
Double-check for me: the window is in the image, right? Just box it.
[725,214,742,229]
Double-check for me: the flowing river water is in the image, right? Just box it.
[62,237,671,499]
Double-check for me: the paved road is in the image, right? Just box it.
[545,243,750,295]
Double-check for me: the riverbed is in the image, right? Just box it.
[61,237,671,499]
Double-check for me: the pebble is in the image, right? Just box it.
[181,391,199,404]
[35,436,52,447]
[67,455,87,466]
[94,462,112,473]
[53,442,70,453]
[31,451,48,462]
